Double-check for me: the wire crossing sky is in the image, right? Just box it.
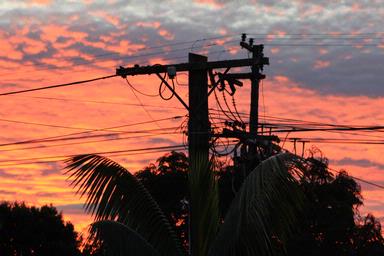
[0,0,383,233]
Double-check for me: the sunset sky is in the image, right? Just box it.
[0,0,383,235]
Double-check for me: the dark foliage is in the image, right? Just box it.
[135,151,189,245]
[286,151,384,256]
[135,150,384,255]
[0,202,81,256]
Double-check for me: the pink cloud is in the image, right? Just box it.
[313,60,330,69]
[105,39,145,55]
[270,47,280,54]
[0,38,23,60]
[158,28,175,41]
[135,21,161,29]
[194,0,224,9]
[10,36,46,55]
[41,24,87,43]
[319,48,328,55]
[27,0,52,5]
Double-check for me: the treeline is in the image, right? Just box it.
[1,150,383,255]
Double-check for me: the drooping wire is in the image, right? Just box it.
[213,88,236,122]
[280,147,384,190]
[175,72,188,86]
[222,90,240,122]
[0,74,117,96]
[0,35,240,77]
[159,74,175,101]
[231,95,245,129]
[125,78,162,128]
[125,77,159,97]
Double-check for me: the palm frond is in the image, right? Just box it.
[208,153,304,256]
[188,152,220,256]
[64,154,184,256]
[89,220,159,256]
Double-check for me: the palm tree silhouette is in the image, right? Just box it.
[64,153,304,256]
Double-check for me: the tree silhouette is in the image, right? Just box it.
[135,151,189,246]
[134,150,384,255]
[65,153,305,256]
[0,202,81,256]
[286,150,384,256]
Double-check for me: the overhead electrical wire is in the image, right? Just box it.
[0,35,239,74]
[20,95,185,110]
[0,116,183,148]
[0,118,97,131]
[0,132,177,153]
[0,144,188,167]
[0,126,181,148]
[0,32,382,79]
[0,74,117,96]
[3,33,381,81]
[0,50,235,97]
[0,39,240,78]
[208,110,382,132]
[281,147,384,190]
[286,137,384,145]
[268,125,384,133]
[125,78,163,128]
[0,141,240,168]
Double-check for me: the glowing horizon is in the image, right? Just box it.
[0,0,383,234]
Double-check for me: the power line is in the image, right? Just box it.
[15,95,185,110]
[0,49,237,97]
[281,148,384,190]
[0,118,96,131]
[0,126,180,148]
[0,38,239,78]
[270,125,384,133]
[263,43,383,47]
[0,144,188,167]
[0,116,183,148]
[0,132,176,153]
[246,32,384,36]
[287,137,384,145]
[210,111,384,139]
[0,141,240,168]
[327,166,384,190]
[0,74,117,96]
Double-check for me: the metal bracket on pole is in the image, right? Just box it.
[207,67,230,97]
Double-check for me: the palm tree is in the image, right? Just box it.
[64,153,305,256]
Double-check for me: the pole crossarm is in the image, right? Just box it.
[116,58,268,77]
[214,128,280,142]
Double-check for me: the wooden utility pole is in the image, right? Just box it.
[116,35,274,180]
[239,35,269,168]
[188,53,209,163]
[115,36,279,255]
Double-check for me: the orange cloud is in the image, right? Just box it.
[135,21,161,29]
[270,47,280,54]
[158,28,175,41]
[195,0,224,9]
[41,24,87,43]
[0,38,23,60]
[27,0,52,5]
[313,60,330,69]
[105,39,145,55]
